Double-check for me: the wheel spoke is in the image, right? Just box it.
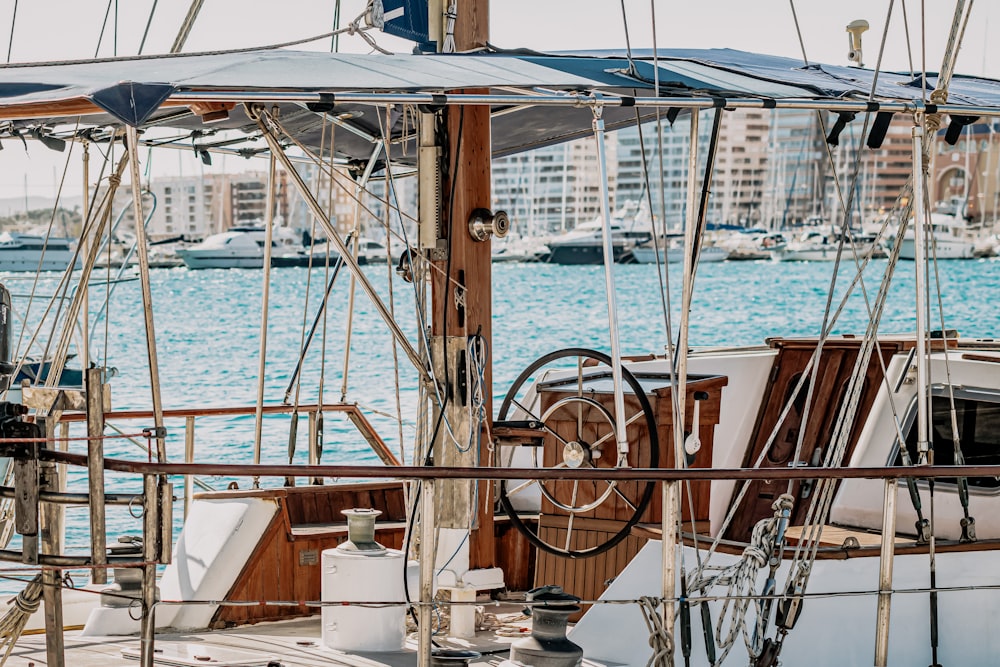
[589,408,648,454]
[612,485,639,512]
[505,478,538,498]
[565,481,580,551]
[576,356,585,441]
[511,397,573,449]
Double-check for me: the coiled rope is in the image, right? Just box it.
[0,573,42,666]
[689,494,794,665]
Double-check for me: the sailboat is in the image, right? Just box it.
[0,2,999,667]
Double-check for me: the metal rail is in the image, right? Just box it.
[31,451,1000,482]
[53,402,401,468]
[160,91,1000,118]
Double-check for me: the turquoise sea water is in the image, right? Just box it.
[2,256,999,586]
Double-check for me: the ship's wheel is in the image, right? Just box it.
[495,348,659,558]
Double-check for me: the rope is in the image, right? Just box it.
[441,1,457,54]
[689,495,793,665]
[638,596,673,666]
[0,573,43,666]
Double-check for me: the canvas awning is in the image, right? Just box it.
[0,47,996,163]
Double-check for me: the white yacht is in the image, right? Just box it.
[891,199,977,260]
[773,229,877,261]
[631,239,729,264]
[542,202,652,264]
[176,226,301,269]
[0,232,77,272]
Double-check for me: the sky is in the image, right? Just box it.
[0,0,995,205]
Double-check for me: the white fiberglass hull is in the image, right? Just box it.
[631,245,730,263]
[574,541,1000,665]
[176,249,264,269]
[897,236,975,260]
[774,243,874,261]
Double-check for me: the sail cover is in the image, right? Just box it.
[0,47,997,163]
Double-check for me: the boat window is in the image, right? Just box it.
[896,389,1000,488]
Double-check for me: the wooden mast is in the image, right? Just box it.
[431,0,495,569]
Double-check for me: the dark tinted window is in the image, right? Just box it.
[897,394,1000,488]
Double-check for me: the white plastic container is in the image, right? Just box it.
[321,546,406,652]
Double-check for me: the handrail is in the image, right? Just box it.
[33,451,1000,482]
[54,401,401,468]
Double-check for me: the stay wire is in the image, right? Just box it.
[138,0,160,56]
[787,0,809,65]
[5,0,16,63]
[94,0,113,58]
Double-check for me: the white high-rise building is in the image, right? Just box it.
[492,136,615,235]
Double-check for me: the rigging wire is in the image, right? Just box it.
[787,0,809,65]
[5,0,16,63]
[138,0,160,56]
[376,107,409,467]
[94,0,114,58]
[901,0,915,78]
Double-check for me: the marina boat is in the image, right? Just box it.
[631,239,730,263]
[772,229,877,261]
[0,232,77,272]
[272,237,400,267]
[716,230,786,261]
[541,202,652,264]
[491,235,550,263]
[889,199,978,260]
[0,3,999,667]
[176,226,302,269]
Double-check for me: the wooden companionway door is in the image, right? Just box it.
[724,337,909,542]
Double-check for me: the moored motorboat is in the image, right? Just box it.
[0,232,78,272]
[541,201,652,264]
[176,226,301,269]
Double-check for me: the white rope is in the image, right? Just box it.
[441,1,457,53]
[689,495,793,665]
[638,596,674,666]
[0,574,43,666]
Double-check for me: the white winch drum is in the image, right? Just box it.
[321,547,407,652]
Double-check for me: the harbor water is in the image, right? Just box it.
[2,256,999,587]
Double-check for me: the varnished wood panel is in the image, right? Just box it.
[725,338,907,541]
[534,516,646,621]
[208,482,408,628]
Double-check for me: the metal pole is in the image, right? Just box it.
[874,478,898,666]
[251,111,428,381]
[418,479,435,667]
[184,416,195,521]
[125,125,167,667]
[253,151,278,475]
[592,107,629,458]
[80,142,90,372]
[675,109,701,461]
[912,120,930,464]
[340,141,384,402]
[86,367,107,585]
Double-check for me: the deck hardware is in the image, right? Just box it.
[960,516,976,542]
[915,518,931,544]
[430,648,481,665]
[511,586,583,667]
[842,536,861,549]
[846,19,870,66]
[142,426,168,440]
[337,508,386,554]
[467,208,510,242]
